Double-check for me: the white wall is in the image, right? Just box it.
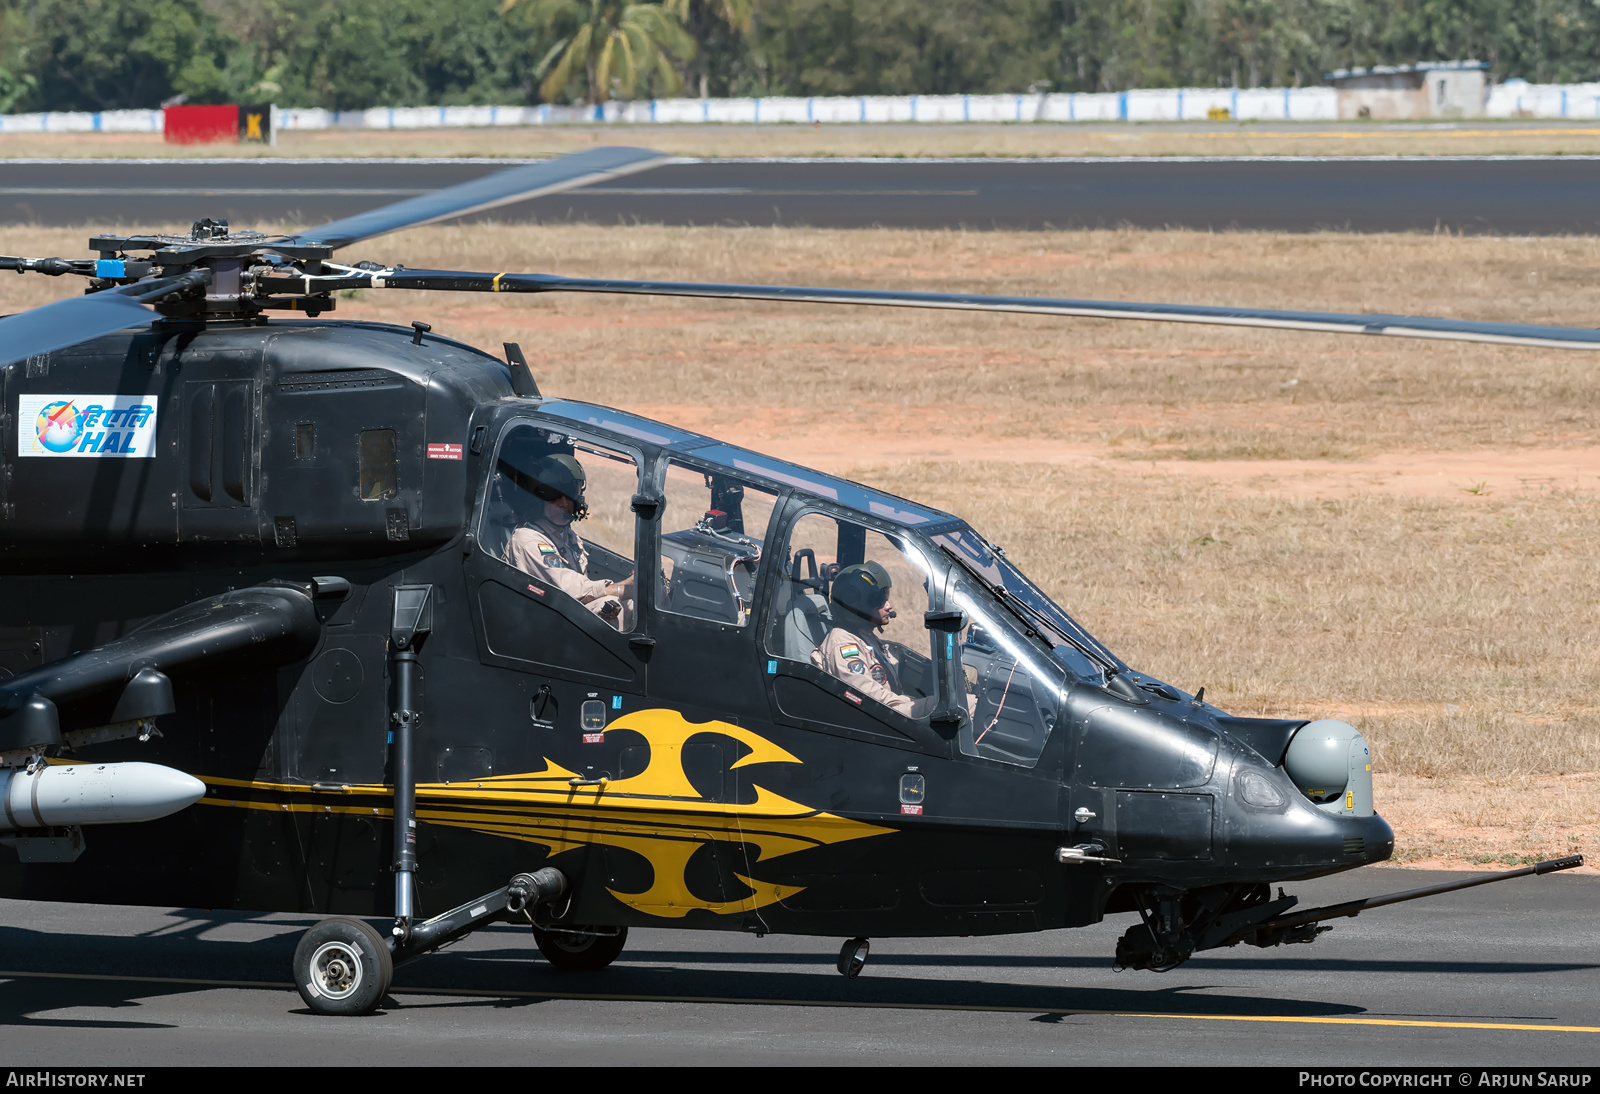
[0,109,163,133]
[1486,81,1600,119]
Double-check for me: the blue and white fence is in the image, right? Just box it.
[275,89,1339,128]
[0,109,164,133]
[1487,80,1600,119]
[2,83,1598,134]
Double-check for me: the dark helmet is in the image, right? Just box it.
[830,562,891,621]
[529,454,588,518]
[500,450,589,520]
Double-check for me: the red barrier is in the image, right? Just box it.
[163,104,239,145]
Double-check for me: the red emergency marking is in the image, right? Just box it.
[526,584,544,597]
[426,443,463,460]
[582,732,604,744]
[901,804,923,816]
[845,691,862,705]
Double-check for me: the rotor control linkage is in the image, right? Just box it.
[0,256,94,276]
[389,868,568,966]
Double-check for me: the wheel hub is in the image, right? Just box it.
[310,941,362,999]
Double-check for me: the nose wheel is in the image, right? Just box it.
[293,917,394,1016]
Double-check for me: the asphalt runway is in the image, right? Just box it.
[0,865,1595,1066]
[1,157,1599,234]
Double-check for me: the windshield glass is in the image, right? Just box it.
[933,526,1123,681]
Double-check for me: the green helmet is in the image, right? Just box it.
[830,562,891,621]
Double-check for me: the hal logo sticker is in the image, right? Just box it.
[19,395,158,458]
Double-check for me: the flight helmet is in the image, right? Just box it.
[830,561,892,623]
[499,447,589,521]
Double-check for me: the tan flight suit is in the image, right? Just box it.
[505,518,625,627]
[811,626,917,717]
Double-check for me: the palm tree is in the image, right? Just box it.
[505,0,695,104]
[664,0,752,98]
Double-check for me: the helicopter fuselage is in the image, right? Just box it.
[0,317,1393,955]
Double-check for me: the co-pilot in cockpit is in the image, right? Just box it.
[811,561,935,719]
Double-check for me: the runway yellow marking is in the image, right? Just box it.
[575,188,979,196]
[1123,1012,1600,1033]
[3,970,1595,1031]
[1159,127,1600,141]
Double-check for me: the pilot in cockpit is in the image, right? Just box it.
[503,453,633,628]
[812,562,934,719]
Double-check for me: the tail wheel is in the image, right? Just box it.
[294,917,394,1015]
[534,925,628,971]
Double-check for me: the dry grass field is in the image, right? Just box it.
[7,121,1600,160]
[5,221,1600,869]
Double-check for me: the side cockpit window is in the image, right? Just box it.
[656,461,780,627]
[948,578,1065,768]
[768,511,939,720]
[482,423,639,629]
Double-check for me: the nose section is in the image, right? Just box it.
[1225,747,1393,872]
[1284,719,1373,817]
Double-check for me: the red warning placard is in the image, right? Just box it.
[426,443,463,460]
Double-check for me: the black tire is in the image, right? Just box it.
[534,925,628,971]
[294,917,394,1016]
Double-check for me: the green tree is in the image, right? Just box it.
[16,0,239,110]
[749,0,1059,95]
[667,0,753,96]
[506,0,695,102]
[0,1,36,112]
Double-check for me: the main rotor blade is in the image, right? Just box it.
[0,270,210,367]
[368,269,1600,352]
[282,147,670,250]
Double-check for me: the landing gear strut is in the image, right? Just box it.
[296,867,571,1016]
[297,585,580,1017]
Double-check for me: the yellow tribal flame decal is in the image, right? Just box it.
[412,710,896,914]
[201,709,891,919]
[415,709,891,917]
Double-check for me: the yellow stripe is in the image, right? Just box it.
[1124,1012,1600,1033]
[200,797,388,818]
[492,272,506,292]
[1165,127,1600,141]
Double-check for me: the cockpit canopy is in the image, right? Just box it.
[482,401,1125,769]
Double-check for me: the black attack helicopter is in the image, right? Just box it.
[0,146,1582,1016]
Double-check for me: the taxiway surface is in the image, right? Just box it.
[0,866,1594,1066]
[1,158,1598,233]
